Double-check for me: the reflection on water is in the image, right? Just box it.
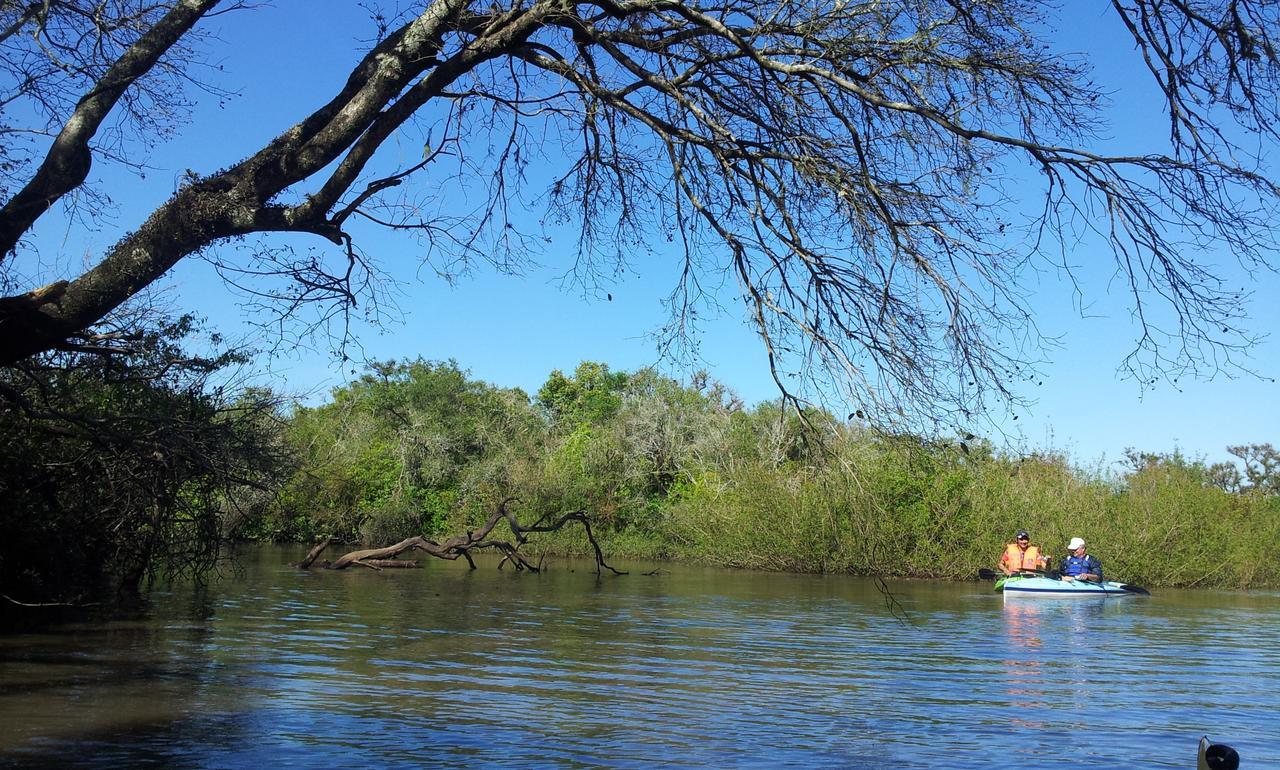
[999,598,1125,733]
[1,549,1277,769]
[1001,599,1047,719]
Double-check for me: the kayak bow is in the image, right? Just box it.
[1198,735,1240,770]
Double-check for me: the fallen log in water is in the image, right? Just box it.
[294,498,624,575]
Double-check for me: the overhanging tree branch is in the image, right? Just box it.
[2,0,1278,431]
[0,0,221,257]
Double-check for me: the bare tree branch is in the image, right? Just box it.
[2,0,1278,431]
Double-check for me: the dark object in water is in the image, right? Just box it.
[1198,736,1240,770]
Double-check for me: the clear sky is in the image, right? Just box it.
[20,1,1280,470]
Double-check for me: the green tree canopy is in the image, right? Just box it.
[537,361,630,427]
[276,359,537,542]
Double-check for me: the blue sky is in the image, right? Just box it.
[19,1,1280,469]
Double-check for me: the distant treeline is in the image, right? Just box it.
[4,352,1278,602]
[252,359,1279,590]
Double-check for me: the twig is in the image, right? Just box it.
[2,592,97,607]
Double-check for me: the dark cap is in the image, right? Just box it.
[1016,530,1029,540]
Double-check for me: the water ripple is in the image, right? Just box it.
[2,558,1278,768]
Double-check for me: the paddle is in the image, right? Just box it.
[1117,582,1151,596]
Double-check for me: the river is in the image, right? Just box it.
[1,546,1276,768]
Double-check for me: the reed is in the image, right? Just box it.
[575,438,1280,589]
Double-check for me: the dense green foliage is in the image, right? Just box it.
[6,349,1272,600]
[255,360,540,544]
[262,360,1280,589]
[0,318,285,602]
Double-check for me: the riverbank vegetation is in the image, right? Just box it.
[4,355,1278,601]
[257,360,1280,590]
[0,316,285,603]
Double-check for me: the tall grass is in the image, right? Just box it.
[574,438,1280,589]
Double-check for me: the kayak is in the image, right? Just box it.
[995,575,1147,596]
[1198,736,1240,770]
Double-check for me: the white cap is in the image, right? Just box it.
[1068,537,1086,550]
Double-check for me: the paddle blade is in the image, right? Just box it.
[1120,583,1151,596]
[977,568,1001,580]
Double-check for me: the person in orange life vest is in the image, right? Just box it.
[1059,537,1103,582]
[999,530,1049,575]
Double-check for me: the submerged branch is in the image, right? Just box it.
[295,498,625,575]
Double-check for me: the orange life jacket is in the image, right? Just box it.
[1002,542,1042,572]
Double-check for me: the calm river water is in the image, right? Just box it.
[1,546,1277,769]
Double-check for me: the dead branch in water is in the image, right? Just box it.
[295,499,625,575]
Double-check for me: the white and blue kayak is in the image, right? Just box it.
[995,574,1150,597]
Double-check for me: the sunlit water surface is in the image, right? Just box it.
[1,546,1277,768]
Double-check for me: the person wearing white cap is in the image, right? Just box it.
[1059,537,1103,582]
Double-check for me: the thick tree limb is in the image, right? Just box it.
[0,0,221,257]
[295,536,333,569]
[0,0,497,363]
